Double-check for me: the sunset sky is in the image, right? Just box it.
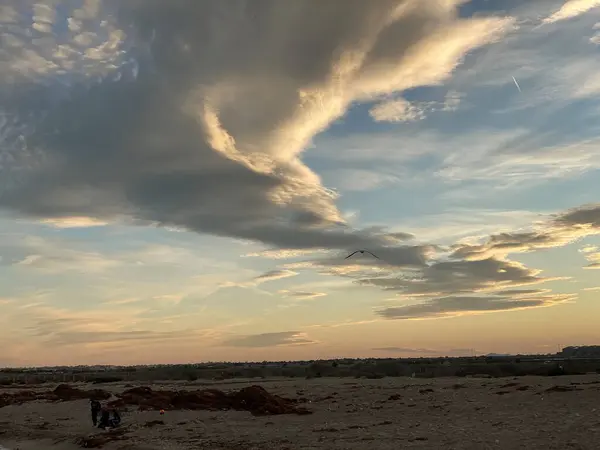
[1,0,600,367]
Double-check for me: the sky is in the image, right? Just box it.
[1,0,600,367]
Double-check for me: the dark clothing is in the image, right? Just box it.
[109,410,121,428]
[98,409,121,429]
[90,400,101,426]
[98,409,110,429]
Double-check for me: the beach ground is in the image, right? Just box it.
[2,374,600,449]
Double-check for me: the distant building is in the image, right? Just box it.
[560,346,600,358]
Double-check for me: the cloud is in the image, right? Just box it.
[369,97,429,123]
[279,290,327,300]
[357,257,555,297]
[0,0,513,254]
[592,22,600,43]
[373,346,440,354]
[38,216,110,228]
[321,168,402,192]
[492,289,551,297]
[220,331,316,348]
[2,297,228,352]
[4,235,121,274]
[253,269,298,285]
[369,90,463,123]
[243,248,330,260]
[579,245,600,269]
[290,204,599,320]
[451,204,600,261]
[376,293,574,320]
[373,347,474,356]
[315,121,600,196]
[220,269,299,290]
[41,328,208,347]
[583,286,600,291]
[542,0,600,24]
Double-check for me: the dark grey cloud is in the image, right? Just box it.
[356,257,546,296]
[376,294,572,320]
[451,204,600,261]
[554,204,600,228]
[0,0,510,254]
[221,331,316,348]
[290,204,596,319]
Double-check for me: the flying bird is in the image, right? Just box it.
[512,76,522,93]
[345,250,380,259]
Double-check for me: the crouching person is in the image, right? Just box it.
[109,409,121,428]
[97,408,110,429]
[98,408,122,429]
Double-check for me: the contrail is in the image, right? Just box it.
[512,76,522,93]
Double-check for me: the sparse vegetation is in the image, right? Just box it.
[2,353,600,385]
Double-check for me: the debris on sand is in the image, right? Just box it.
[143,420,165,428]
[545,385,582,393]
[75,428,129,448]
[107,385,312,416]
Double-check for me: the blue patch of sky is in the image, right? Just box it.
[457,0,532,18]
[334,186,456,230]
[513,242,597,284]
[447,168,600,213]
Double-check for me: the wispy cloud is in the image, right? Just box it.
[369,90,463,123]
[375,293,574,321]
[39,217,110,228]
[243,248,331,260]
[579,245,600,269]
[373,347,474,356]
[370,97,429,123]
[542,0,600,25]
[220,331,317,348]
[451,204,600,261]
[279,290,327,300]
[253,270,298,285]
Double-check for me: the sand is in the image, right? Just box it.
[2,374,600,449]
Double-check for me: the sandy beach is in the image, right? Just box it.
[2,375,600,449]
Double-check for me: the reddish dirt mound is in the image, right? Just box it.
[0,390,39,408]
[107,385,311,416]
[0,384,111,409]
[52,384,111,401]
